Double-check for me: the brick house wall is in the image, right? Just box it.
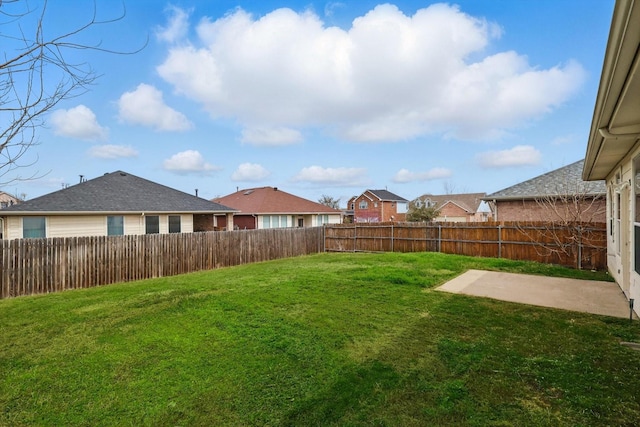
[494,198,606,223]
[351,196,405,222]
[194,214,216,232]
[437,203,469,222]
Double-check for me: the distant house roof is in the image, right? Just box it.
[213,187,341,214]
[359,189,408,203]
[0,171,236,214]
[485,160,606,201]
[0,191,21,208]
[416,193,487,214]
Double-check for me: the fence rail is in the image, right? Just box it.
[324,222,607,270]
[1,227,323,299]
[0,222,609,300]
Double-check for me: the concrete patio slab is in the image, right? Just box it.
[437,270,635,319]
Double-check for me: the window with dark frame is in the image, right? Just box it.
[169,215,181,233]
[145,215,160,234]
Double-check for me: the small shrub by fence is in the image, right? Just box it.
[1,227,323,299]
[324,222,607,270]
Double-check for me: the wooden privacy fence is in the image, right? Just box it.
[1,227,323,299]
[324,222,607,270]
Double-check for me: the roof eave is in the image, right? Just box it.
[584,0,640,181]
[0,210,238,216]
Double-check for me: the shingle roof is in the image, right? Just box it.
[485,160,606,201]
[0,171,236,214]
[416,193,486,213]
[213,187,341,214]
[365,189,408,202]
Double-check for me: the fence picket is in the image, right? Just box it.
[0,228,325,299]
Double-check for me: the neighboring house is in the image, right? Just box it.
[582,0,640,314]
[346,190,408,223]
[485,160,606,223]
[212,186,342,230]
[0,171,236,239]
[0,191,21,209]
[412,193,490,222]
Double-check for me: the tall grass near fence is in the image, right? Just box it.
[324,222,607,270]
[0,227,323,299]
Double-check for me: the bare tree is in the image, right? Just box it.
[0,0,143,183]
[515,171,606,269]
[318,194,341,209]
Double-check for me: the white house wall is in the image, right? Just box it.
[256,214,341,229]
[3,214,194,239]
[605,141,640,316]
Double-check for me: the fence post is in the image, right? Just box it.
[577,224,582,270]
[322,225,326,253]
[391,223,394,252]
[498,224,502,258]
[353,223,357,252]
[438,224,442,253]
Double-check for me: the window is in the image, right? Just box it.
[414,200,423,208]
[280,215,288,227]
[616,190,621,255]
[107,216,124,236]
[634,158,640,274]
[359,200,368,209]
[318,214,329,225]
[145,215,159,234]
[169,215,181,233]
[263,216,271,228]
[350,203,354,210]
[23,217,45,238]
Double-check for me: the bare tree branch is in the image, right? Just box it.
[515,168,606,269]
[0,0,147,184]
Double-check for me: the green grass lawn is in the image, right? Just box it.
[1,252,639,426]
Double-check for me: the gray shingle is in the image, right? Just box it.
[486,160,606,200]
[367,189,408,202]
[1,171,236,213]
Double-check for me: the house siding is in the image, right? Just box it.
[353,195,406,223]
[2,214,195,239]
[436,204,469,223]
[493,199,606,223]
[602,143,639,315]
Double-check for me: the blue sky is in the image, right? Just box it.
[1,0,615,206]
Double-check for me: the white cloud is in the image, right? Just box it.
[118,83,193,132]
[50,105,108,141]
[477,145,541,168]
[156,6,191,44]
[88,145,138,159]
[240,126,302,146]
[324,2,346,18]
[393,167,452,183]
[156,4,584,143]
[163,150,220,174]
[551,134,575,145]
[292,166,368,186]
[231,163,271,181]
